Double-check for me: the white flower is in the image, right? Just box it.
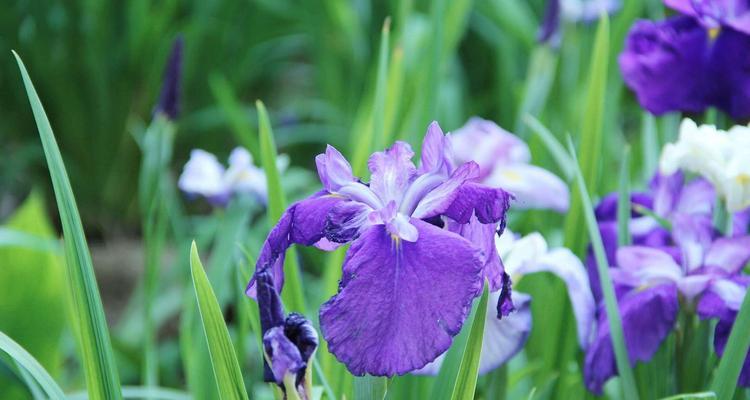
[178,147,286,206]
[660,118,750,212]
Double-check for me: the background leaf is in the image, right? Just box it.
[450,281,490,400]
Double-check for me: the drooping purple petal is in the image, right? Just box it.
[325,201,372,244]
[256,269,286,382]
[319,220,483,376]
[483,164,569,212]
[584,284,679,395]
[619,16,711,115]
[368,141,417,205]
[443,182,512,226]
[414,291,532,375]
[247,193,345,297]
[497,272,515,318]
[283,313,319,386]
[447,217,505,291]
[316,145,356,193]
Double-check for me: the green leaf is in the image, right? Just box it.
[0,227,61,253]
[523,114,574,180]
[256,100,306,314]
[189,241,249,400]
[68,386,193,400]
[354,375,389,400]
[0,331,66,399]
[566,136,639,400]
[563,14,609,255]
[658,392,716,400]
[209,74,259,159]
[710,289,750,398]
[617,146,632,247]
[450,281,490,400]
[13,51,122,400]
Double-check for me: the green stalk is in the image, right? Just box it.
[710,289,750,399]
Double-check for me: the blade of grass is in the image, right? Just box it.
[0,331,66,399]
[641,113,658,182]
[351,18,391,174]
[450,281,490,400]
[68,386,193,400]
[563,14,609,255]
[657,392,716,400]
[256,100,306,314]
[189,241,249,400]
[523,114,574,180]
[617,146,632,247]
[710,290,750,398]
[0,228,61,253]
[210,74,259,159]
[566,136,638,400]
[13,51,123,400]
[354,375,389,400]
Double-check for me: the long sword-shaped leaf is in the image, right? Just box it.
[256,100,306,314]
[13,51,123,400]
[563,14,609,255]
[450,281,490,400]
[617,147,632,247]
[0,331,66,399]
[710,289,750,398]
[566,137,639,400]
[189,242,249,400]
[353,375,388,400]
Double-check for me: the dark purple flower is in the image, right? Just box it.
[665,0,750,34]
[154,36,183,120]
[619,16,711,115]
[538,0,562,44]
[246,122,512,376]
[257,270,318,398]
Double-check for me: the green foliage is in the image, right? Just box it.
[450,281,490,400]
[0,193,66,399]
[190,241,249,400]
[14,52,122,399]
[0,331,66,399]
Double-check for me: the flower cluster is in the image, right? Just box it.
[583,165,750,393]
[619,0,750,118]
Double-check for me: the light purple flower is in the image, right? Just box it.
[178,147,284,206]
[450,118,570,212]
[246,122,512,376]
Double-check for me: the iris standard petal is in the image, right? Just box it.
[319,219,483,376]
[484,163,569,212]
[419,121,453,175]
[665,0,750,35]
[414,291,532,375]
[246,193,345,297]
[178,149,228,200]
[410,161,480,219]
[368,141,417,204]
[671,213,713,271]
[619,16,710,115]
[584,284,679,394]
[316,145,356,193]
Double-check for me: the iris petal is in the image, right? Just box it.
[319,219,482,376]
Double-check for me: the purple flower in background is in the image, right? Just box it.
[257,270,318,399]
[583,173,750,393]
[619,1,750,119]
[416,229,594,375]
[246,122,512,376]
[538,0,622,45]
[450,117,570,212]
[178,147,286,207]
[153,36,183,120]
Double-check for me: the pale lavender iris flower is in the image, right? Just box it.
[450,117,570,212]
[246,122,512,377]
[415,229,594,375]
[178,147,284,206]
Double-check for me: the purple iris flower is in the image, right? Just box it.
[583,172,750,393]
[619,1,750,119]
[257,269,318,399]
[450,118,569,212]
[246,122,511,376]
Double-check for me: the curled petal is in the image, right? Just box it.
[319,220,483,376]
[368,141,417,204]
[497,272,515,318]
[325,201,372,244]
[447,217,505,291]
[484,164,569,212]
[247,193,345,297]
[419,121,453,174]
[411,162,480,219]
[443,182,512,226]
[263,326,305,384]
[584,284,679,395]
